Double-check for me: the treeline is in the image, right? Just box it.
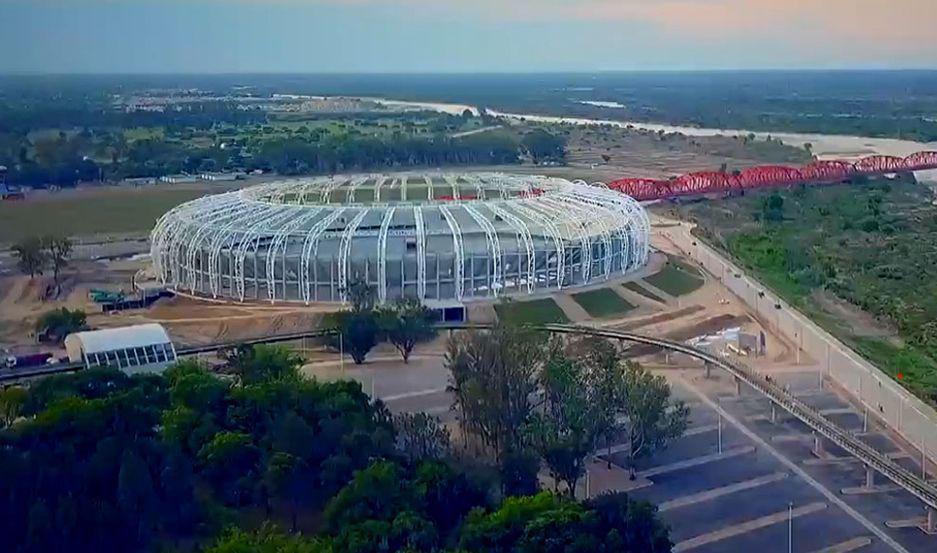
[254,130,523,176]
[0,102,566,187]
[0,101,266,135]
[0,320,680,552]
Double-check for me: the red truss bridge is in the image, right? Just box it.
[607,151,937,201]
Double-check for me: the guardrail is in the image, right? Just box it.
[4,321,935,511]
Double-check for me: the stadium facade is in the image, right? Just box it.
[150,173,650,304]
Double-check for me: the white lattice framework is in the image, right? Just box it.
[150,173,650,304]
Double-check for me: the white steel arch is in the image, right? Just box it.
[150,172,649,304]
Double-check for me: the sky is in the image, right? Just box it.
[2,0,936,73]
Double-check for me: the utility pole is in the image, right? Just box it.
[788,502,793,553]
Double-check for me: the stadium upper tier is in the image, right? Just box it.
[608,151,937,201]
[150,173,650,304]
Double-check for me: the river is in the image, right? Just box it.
[360,96,937,182]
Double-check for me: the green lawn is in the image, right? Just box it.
[571,288,635,318]
[621,281,666,303]
[494,298,569,325]
[0,188,206,242]
[644,262,704,297]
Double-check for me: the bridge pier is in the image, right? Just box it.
[734,376,742,396]
[812,434,828,458]
[770,402,779,424]
[865,465,875,488]
[927,507,937,534]
[704,361,713,379]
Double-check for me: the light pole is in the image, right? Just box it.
[717,414,723,454]
[788,502,793,553]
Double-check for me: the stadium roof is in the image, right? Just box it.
[66,323,172,355]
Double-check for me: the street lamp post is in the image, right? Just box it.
[717,414,723,454]
[788,502,793,553]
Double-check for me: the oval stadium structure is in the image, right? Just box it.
[150,173,650,304]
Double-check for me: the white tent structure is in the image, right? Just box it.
[65,323,177,374]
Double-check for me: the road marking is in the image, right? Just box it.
[772,434,813,443]
[381,387,448,402]
[672,502,827,552]
[638,446,755,478]
[684,423,719,436]
[677,376,912,553]
[807,536,873,553]
[820,407,857,416]
[598,424,719,457]
[841,484,901,495]
[659,472,789,512]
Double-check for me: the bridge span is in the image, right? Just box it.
[608,151,937,201]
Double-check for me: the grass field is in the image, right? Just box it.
[571,288,635,318]
[622,281,666,303]
[0,188,207,242]
[494,298,569,325]
[644,262,704,297]
[679,177,937,404]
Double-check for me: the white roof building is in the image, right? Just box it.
[64,323,177,374]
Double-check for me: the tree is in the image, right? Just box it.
[458,491,672,553]
[0,386,27,427]
[446,322,544,464]
[525,342,599,497]
[197,431,261,505]
[393,412,451,462]
[322,278,380,365]
[11,236,46,279]
[343,278,376,313]
[525,337,627,497]
[324,460,413,532]
[586,492,672,553]
[117,450,157,543]
[618,361,689,478]
[228,344,303,385]
[34,307,87,343]
[43,235,72,289]
[207,524,331,553]
[521,129,565,163]
[264,452,310,531]
[761,192,784,223]
[322,310,379,365]
[376,298,438,363]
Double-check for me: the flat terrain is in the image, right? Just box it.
[493,297,570,325]
[0,185,224,243]
[645,260,705,297]
[571,287,635,318]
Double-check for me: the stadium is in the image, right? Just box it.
[149,173,650,304]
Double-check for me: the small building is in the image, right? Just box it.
[160,174,199,184]
[125,176,158,186]
[64,323,177,374]
[200,172,244,182]
[0,184,25,201]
